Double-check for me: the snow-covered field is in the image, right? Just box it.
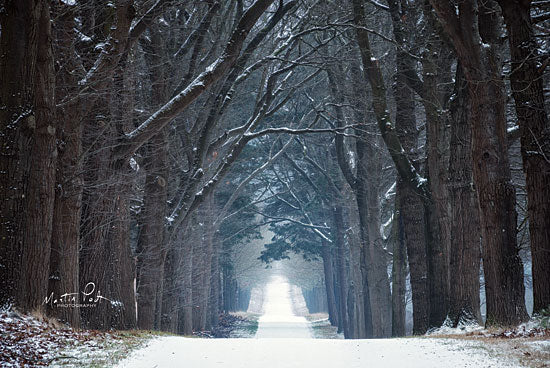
[116,276,535,368]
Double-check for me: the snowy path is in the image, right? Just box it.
[116,276,522,368]
[116,336,521,367]
[255,276,312,338]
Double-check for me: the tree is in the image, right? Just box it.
[386,0,433,333]
[0,0,56,313]
[447,65,482,325]
[47,1,83,327]
[497,0,550,315]
[429,0,528,326]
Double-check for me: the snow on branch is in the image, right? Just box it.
[115,0,276,162]
[243,124,364,140]
[214,133,296,226]
[251,209,331,232]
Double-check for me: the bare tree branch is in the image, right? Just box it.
[115,0,277,162]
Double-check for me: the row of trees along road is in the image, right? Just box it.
[0,0,548,336]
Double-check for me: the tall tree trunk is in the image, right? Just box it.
[200,205,215,331]
[347,199,371,338]
[391,205,407,337]
[356,153,392,337]
[191,237,205,331]
[388,0,452,329]
[364,133,392,338]
[79,162,137,329]
[113,182,138,329]
[0,0,56,312]
[349,62,392,338]
[498,0,550,314]
[447,65,482,325]
[136,133,169,330]
[333,256,343,333]
[79,127,114,328]
[476,1,528,326]
[420,9,454,328]
[79,104,137,329]
[180,229,195,335]
[346,281,357,338]
[48,0,136,327]
[330,60,389,337]
[392,47,430,334]
[321,241,339,327]
[47,2,81,327]
[161,238,181,333]
[333,205,350,337]
[191,203,213,332]
[352,0,440,335]
[388,0,418,336]
[430,0,528,326]
[79,40,139,328]
[398,185,429,334]
[328,67,373,338]
[162,220,193,334]
[137,25,170,330]
[209,244,221,329]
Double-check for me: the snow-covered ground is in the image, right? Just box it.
[116,335,528,368]
[0,309,154,367]
[116,275,533,367]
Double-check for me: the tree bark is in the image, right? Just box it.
[429,0,528,326]
[329,62,390,337]
[180,230,195,335]
[136,132,169,330]
[191,202,214,332]
[321,241,339,327]
[0,0,57,312]
[390,29,430,334]
[162,221,191,334]
[420,6,454,328]
[79,97,137,329]
[333,205,350,337]
[47,2,82,327]
[113,183,138,329]
[209,244,221,329]
[347,198,371,338]
[498,0,550,314]
[191,235,206,331]
[355,141,392,338]
[399,185,429,334]
[136,24,170,330]
[387,0,453,329]
[79,161,137,329]
[391,205,407,337]
[447,65,482,325]
[161,242,179,333]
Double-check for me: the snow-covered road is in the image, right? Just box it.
[116,276,522,368]
[255,276,312,338]
[116,336,521,368]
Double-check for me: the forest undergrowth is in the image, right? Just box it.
[0,309,261,367]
